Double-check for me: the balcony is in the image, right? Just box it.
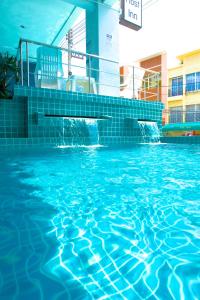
[164,110,200,123]
[16,39,161,100]
[16,38,120,97]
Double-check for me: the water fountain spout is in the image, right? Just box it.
[138,121,160,143]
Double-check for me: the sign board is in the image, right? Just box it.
[71,52,84,60]
[120,0,142,31]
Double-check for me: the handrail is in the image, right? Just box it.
[16,38,161,100]
[28,55,120,78]
[125,64,160,75]
[19,38,119,65]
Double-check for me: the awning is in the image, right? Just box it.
[162,122,200,132]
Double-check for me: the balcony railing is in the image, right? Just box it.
[120,66,161,101]
[16,38,120,97]
[16,38,161,100]
[163,110,200,124]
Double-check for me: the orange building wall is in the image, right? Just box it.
[139,53,167,106]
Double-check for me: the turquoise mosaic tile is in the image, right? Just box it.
[0,86,164,147]
[14,86,163,110]
[0,97,27,138]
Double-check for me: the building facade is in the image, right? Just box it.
[166,49,200,136]
[138,52,167,105]
[120,52,167,107]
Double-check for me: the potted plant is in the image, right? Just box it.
[0,52,20,99]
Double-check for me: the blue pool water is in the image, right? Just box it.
[0,144,200,300]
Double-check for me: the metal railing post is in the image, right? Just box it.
[88,55,91,93]
[26,41,29,87]
[67,30,73,80]
[183,107,185,123]
[132,66,135,99]
[16,46,20,84]
[157,74,159,101]
[20,40,24,86]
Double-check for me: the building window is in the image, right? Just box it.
[170,76,183,96]
[186,72,200,92]
[169,106,183,123]
[186,104,200,122]
[196,72,200,90]
[142,73,160,89]
[186,73,195,92]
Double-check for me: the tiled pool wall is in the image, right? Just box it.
[0,96,27,138]
[0,86,163,148]
[161,136,200,144]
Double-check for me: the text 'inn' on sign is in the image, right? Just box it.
[120,0,142,31]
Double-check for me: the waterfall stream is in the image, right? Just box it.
[60,118,100,147]
[138,121,160,143]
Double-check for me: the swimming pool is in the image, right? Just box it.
[0,144,200,300]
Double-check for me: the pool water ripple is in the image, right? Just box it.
[0,144,200,299]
